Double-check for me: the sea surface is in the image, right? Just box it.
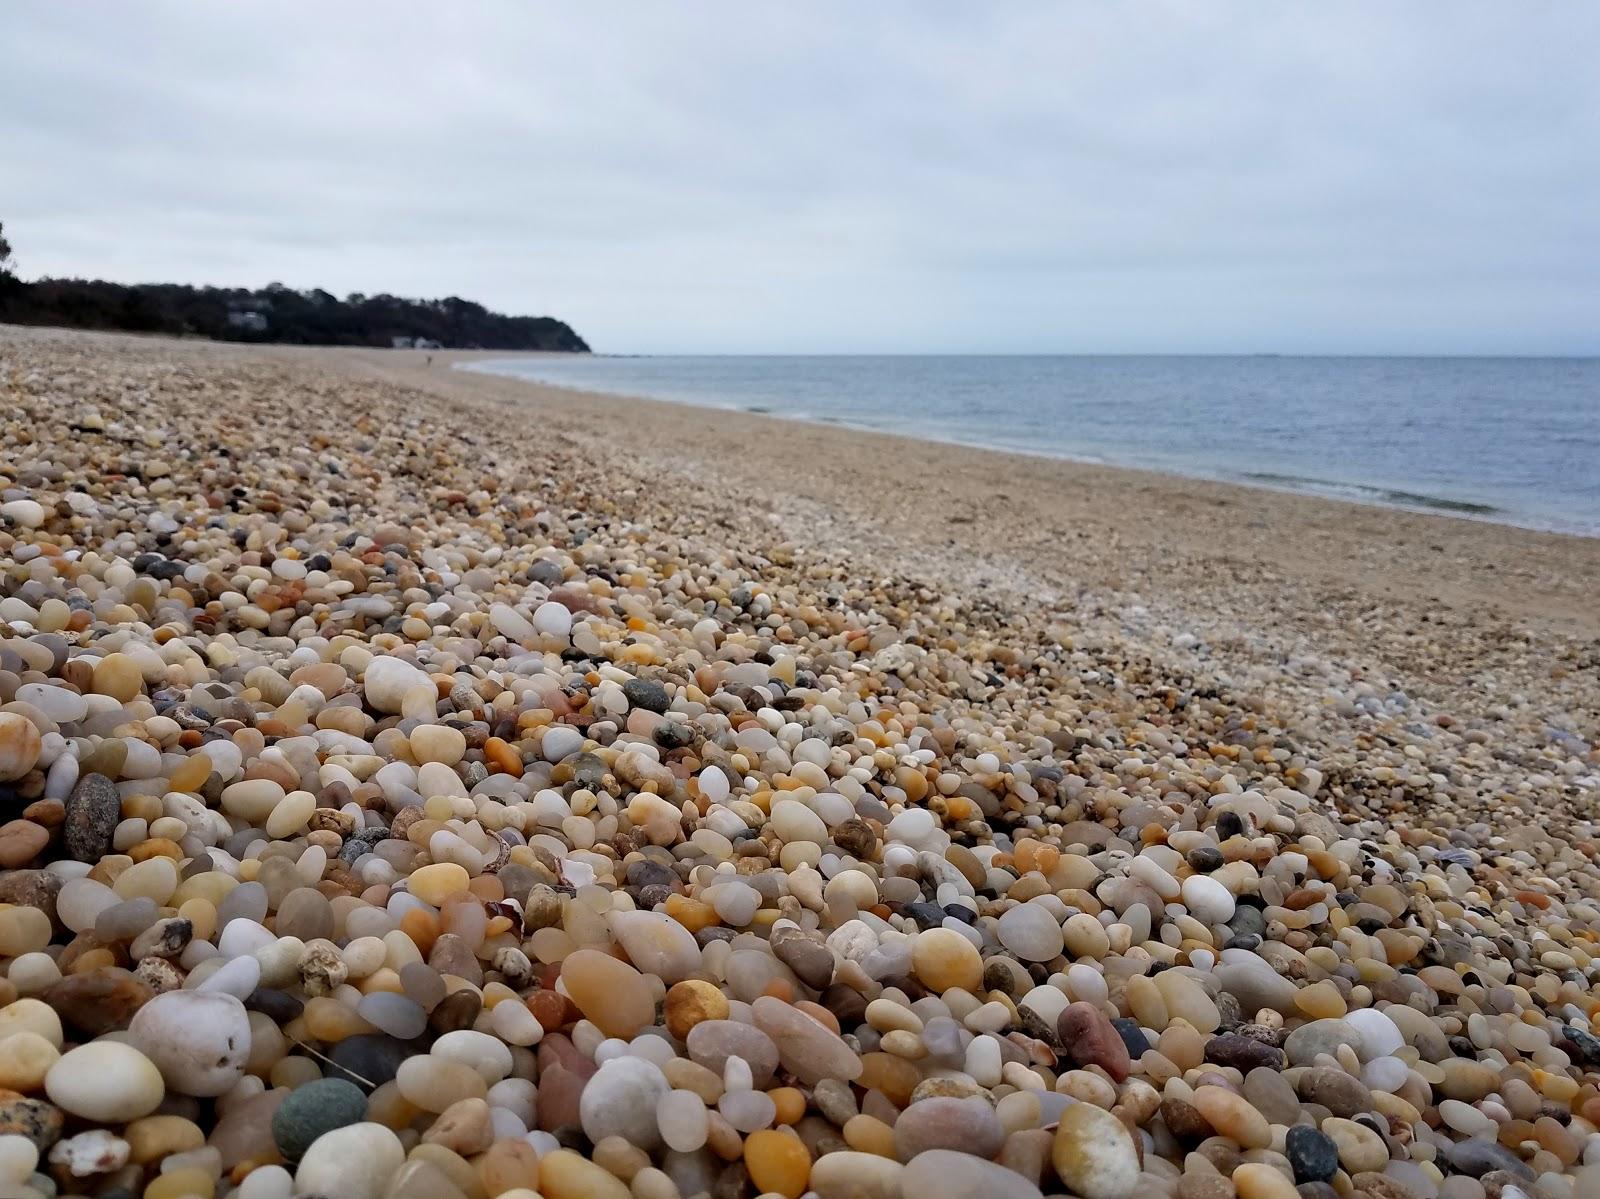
[464,355,1600,535]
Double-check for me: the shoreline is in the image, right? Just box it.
[456,356,1599,541]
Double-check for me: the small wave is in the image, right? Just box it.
[742,404,774,414]
[1240,472,1500,516]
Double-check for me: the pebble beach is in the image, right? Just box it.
[0,325,1598,1199]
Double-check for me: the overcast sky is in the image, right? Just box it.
[3,3,1597,354]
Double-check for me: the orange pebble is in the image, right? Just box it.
[793,1001,839,1034]
[744,1130,811,1199]
[484,736,523,777]
[400,907,440,955]
[842,1114,896,1158]
[768,1087,805,1126]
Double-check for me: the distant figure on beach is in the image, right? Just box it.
[426,355,433,367]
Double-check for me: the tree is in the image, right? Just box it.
[0,221,13,278]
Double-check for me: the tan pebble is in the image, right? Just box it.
[0,1031,57,1092]
[911,928,982,993]
[540,1148,631,1199]
[1192,1085,1271,1149]
[1232,1162,1299,1199]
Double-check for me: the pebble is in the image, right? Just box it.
[0,714,41,781]
[44,1042,164,1123]
[271,1077,369,1159]
[560,949,655,1038]
[580,1056,670,1149]
[893,1096,1004,1161]
[1286,1125,1340,1183]
[1053,1101,1143,1199]
[292,1122,404,1199]
[61,773,120,863]
[127,990,252,1096]
[903,1149,1045,1199]
[996,902,1065,960]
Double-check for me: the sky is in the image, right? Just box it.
[2,3,1597,355]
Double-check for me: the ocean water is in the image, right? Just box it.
[464,355,1600,535]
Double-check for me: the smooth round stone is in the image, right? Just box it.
[541,726,584,762]
[293,1122,404,1199]
[532,602,573,637]
[810,1152,904,1199]
[1233,1162,1301,1199]
[901,1149,1044,1199]
[489,999,544,1046]
[540,1149,631,1199]
[751,997,864,1085]
[0,714,41,781]
[657,1090,709,1153]
[0,498,45,528]
[1322,1117,1389,1173]
[0,1135,38,1188]
[996,903,1065,961]
[1052,1101,1141,1199]
[1345,1007,1404,1058]
[91,653,143,701]
[410,725,467,766]
[128,990,252,1097]
[0,1032,58,1092]
[1285,1019,1362,1066]
[327,1035,413,1089]
[1364,1055,1409,1092]
[272,1077,369,1160]
[560,950,655,1038]
[45,1042,165,1122]
[364,658,431,715]
[580,1057,670,1149]
[893,1096,1004,1161]
[396,1056,488,1113]
[0,998,63,1047]
[408,863,470,906]
[431,1030,514,1084]
[912,928,983,992]
[772,800,829,845]
[0,906,49,956]
[238,1165,293,1199]
[15,683,86,724]
[1438,1099,1495,1136]
[710,882,761,926]
[197,954,262,998]
[1181,875,1236,924]
[610,910,702,984]
[719,1088,777,1132]
[357,993,428,1040]
[1193,1084,1271,1148]
[265,790,316,838]
[686,1020,781,1087]
[220,779,286,824]
[698,766,731,804]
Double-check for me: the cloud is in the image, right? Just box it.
[3,1,1596,352]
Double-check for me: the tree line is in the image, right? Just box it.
[0,222,589,352]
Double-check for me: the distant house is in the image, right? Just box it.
[391,336,414,349]
[392,336,441,350]
[226,300,268,333]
